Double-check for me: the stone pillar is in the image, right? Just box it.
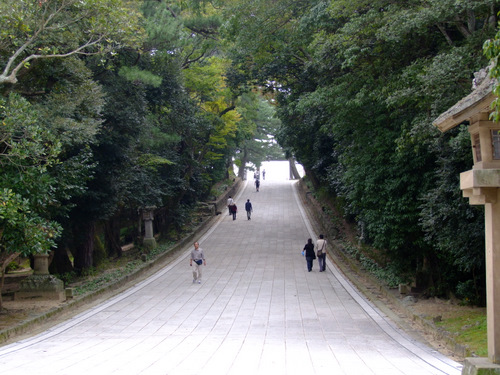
[485,190,500,363]
[33,253,50,275]
[142,207,157,251]
[461,170,500,364]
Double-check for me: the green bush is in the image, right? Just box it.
[456,280,481,306]
[6,261,20,272]
[56,271,77,286]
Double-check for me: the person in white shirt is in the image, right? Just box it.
[316,234,327,272]
[227,196,234,215]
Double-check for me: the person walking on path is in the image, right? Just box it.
[255,179,260,192]
[230,203,238,220]
[245,199,253,220]
[190,241,206,284]
[303,238,316,272]
[227,196,234,215]
[316,234,327,272]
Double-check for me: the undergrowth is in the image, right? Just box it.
[72,241,176,296]
[342,243,406,288]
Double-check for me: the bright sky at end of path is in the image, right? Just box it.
[257,160,305,181]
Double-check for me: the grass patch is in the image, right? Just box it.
[436,310,487,356]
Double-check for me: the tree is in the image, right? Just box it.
[0,0,142,273]
[484,7,500,120]
[0,0,143,84]
[0,94,62,256]
[234,91,283,178]
[141,0,221,69]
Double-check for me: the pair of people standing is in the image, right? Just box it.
[303,234,327,272]
[227,196,254,220]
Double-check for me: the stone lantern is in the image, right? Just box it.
[142,206,157,251]
[434,68,500,373]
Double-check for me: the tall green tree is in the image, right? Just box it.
[235,91,283,178]
[0,94,61,256]
[0,0,142,270]
[0,0,143,84]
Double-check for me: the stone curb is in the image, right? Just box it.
[0,178,242,346]
[295,178,471,360]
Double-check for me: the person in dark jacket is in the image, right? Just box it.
[303,238,316,272]
[230,203,237,220]
[245,199,253,220]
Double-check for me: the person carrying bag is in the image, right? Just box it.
[316,234,327,272]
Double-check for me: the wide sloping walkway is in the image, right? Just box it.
[0,168,462,374]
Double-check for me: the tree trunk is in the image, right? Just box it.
[73,220,96,274]
[303,166,320,189]
[0,252,19,311]
[467,9,476,34]
[490,5,497,28]
[225,156,231,179]
[105,216,122,258]
[436,23,454,46]
[49,246,74,275]
[288,157,301,180]
[238,146,248,179]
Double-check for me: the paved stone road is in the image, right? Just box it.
[0,166,462,374]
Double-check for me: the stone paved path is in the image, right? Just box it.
[0,162,462,374]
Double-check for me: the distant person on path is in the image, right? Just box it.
[262,169,266,180]
[255,179,260,192]
[245,199,253,220]
[316,234,327,272]
[190,241,206,284]
[230,202,238,220]
[303,238,316,272]
[227,196,234,215]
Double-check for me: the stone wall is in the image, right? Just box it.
[210,178,242,214]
